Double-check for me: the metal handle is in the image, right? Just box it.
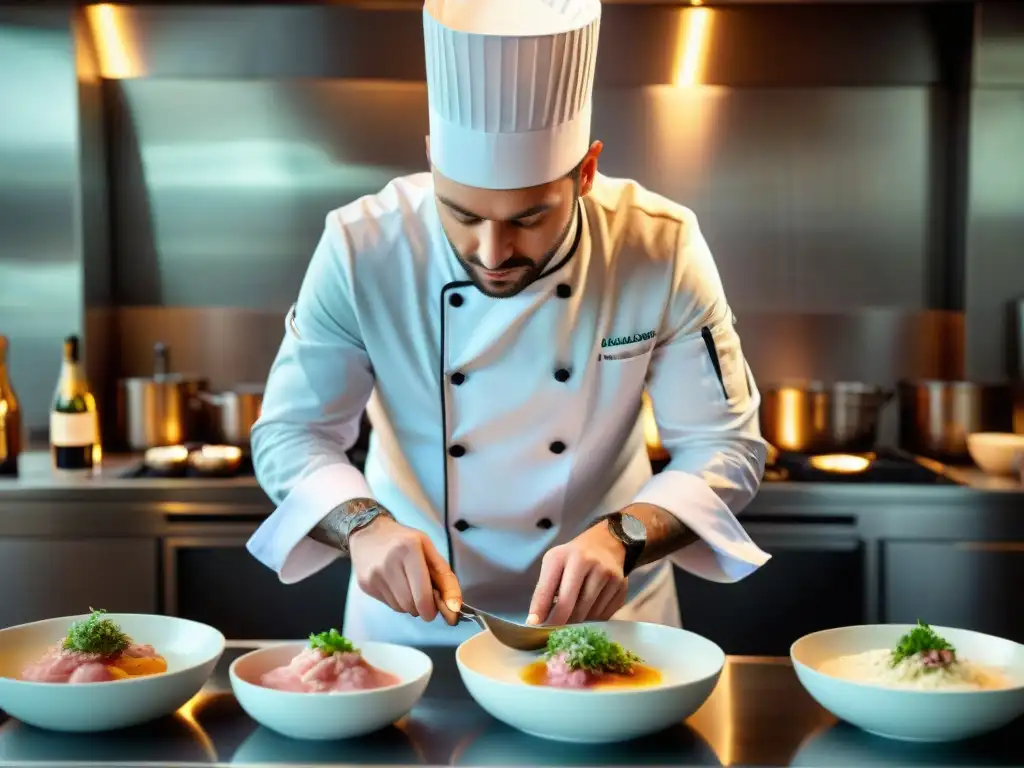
[455,601,487,629]
[153,342,169,377]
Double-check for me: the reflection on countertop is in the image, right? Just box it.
[942,465,1023,492]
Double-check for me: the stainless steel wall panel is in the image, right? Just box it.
[0,6,85,433]
[113,306,287,390]
[974,2,1024,86]
[109,81,942,313]
[108,79,429,308]
[963,88,1024,381]
[964,3,1024,381]
[599,86,941,312]
[83,4,428,81]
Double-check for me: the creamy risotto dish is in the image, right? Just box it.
[818,621,1011,691]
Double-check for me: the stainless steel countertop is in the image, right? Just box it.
[0,644,1020,767]
[1,449,1020,499]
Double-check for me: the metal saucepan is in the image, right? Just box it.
[199,383,264,448]
[897,379,1014,463]
[759,381,894,454]
[116,343,209,450]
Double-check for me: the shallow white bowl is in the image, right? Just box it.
[967,432,1024,476]
[456,620,725,744]
[0,613,225,733]
[791,624,1024,742]
[229,641,432,740]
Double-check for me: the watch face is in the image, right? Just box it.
[621,513,646,542]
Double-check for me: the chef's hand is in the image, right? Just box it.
[527,521,627,626]
[349,516,463,626]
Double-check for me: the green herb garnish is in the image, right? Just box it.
[308,628,357,655]
[63,608,130,656]
[543,626,641,673]
[891,619,955,667]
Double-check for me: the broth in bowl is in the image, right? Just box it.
[521,626,662,690]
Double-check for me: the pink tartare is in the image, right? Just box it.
[259,629,399,693]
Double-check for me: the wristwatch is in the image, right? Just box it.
[312,500,394,555]
[604,511,647,576]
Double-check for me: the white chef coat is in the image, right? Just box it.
[246,171,771,645]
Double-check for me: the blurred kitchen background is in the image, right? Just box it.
[2,0,1024,652]
[1,0,1022,451]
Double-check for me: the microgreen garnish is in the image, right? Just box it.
[63,608,130,656]
[891,620,955,667]
[308,628,357,655]
[543,626,641,673]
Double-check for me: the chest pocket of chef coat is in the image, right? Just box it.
[593,342,654,416]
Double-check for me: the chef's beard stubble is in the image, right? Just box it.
[447,175,582,300]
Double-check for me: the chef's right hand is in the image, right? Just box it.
[348,516,462,626]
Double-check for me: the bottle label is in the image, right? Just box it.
[50,412,98,447]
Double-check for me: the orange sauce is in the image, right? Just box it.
[520,659,662,689]
[106,654,168,679]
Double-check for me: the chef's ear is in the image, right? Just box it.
[424,135,431,162]
[579,140,603,195]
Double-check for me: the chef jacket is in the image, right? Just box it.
[246,171,771,645]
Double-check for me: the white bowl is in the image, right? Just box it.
[455,620,725,744]
[967,432,1024,476]
[0,613,225,733]
[229,641,432,740]
[791,624,1024,742]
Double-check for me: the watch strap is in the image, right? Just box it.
[601,512,646,576]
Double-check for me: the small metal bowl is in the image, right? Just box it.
[144,445,190,476]
[188,445,243,477]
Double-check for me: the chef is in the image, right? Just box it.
[246,0,771,645]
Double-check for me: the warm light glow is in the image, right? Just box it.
[808,454,872,474]
[673,7,714,87]
[175,692,220,762]
[198,445,242,461]
[777,388,804,451]
[640,392,668,460]
[687,660,734,764]
[84,4,143,78]
[145,445,189,464]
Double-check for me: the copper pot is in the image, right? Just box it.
[760,381,893,454]
[116,343,209,450]
[897,380,1014,462]
[199,384,264,448]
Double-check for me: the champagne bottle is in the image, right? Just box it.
[0,335,21,477]
[50,335,99,473]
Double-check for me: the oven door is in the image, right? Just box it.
[163,532,352,640]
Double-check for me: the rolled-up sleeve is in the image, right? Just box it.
[632,209,771,583]
[246,214,376,584]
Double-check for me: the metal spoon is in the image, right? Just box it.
[456,601,569,652]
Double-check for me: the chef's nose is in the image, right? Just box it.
[476,221,513,270]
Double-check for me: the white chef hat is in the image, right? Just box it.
[422,0,602,190]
